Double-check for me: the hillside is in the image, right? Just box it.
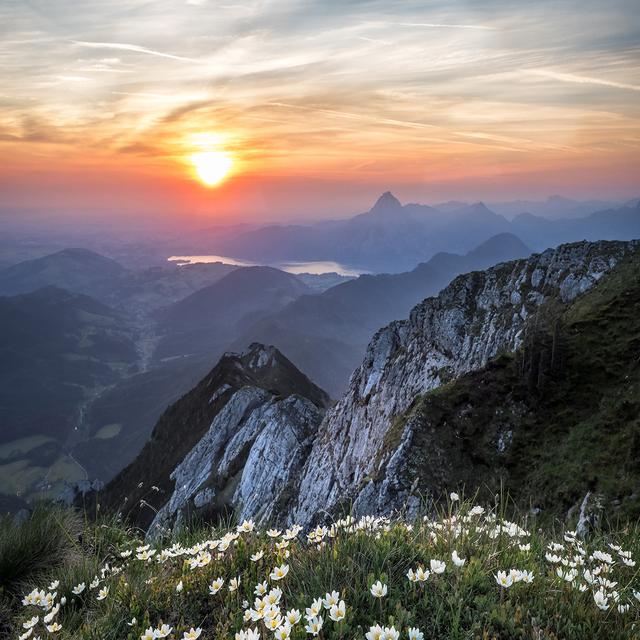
[97,344,330,530]
[391,251,640,521]
[0,248,127,299]
[3,498,639,640]
[0,286,138,501]
[154,266,311,362]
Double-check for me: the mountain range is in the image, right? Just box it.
[204,193,640,272]
[92,239,640,532]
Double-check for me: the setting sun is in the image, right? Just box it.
[191,151,233,187]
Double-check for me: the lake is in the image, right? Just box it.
[168,255,365,277]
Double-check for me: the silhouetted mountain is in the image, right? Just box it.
[0,248,127,298]
[205,194,640,272]
[155,266,311,363]
[488,195,627,219]
[232,233,532,396]
[510,201,640,249]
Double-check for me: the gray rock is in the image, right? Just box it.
[291,240,638,524]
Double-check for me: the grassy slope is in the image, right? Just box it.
[398,252,640,521]
[2,500,639,640]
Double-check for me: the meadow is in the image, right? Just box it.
[1,497,639,640]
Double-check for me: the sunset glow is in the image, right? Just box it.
[0,1,638,221]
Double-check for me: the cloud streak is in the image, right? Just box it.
[72,41,196,63]
[528,69,640,92]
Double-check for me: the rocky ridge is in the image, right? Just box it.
[291,240,639,523]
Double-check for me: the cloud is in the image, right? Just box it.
[395,22,496,30]
[72,41,196,63]
[528,69,640,92]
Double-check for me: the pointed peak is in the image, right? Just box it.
[370,191,403,215]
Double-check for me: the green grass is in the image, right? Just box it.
[2,498,639,640]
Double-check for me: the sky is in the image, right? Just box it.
[0,0,639,223]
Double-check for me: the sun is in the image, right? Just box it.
[191,150,233,187]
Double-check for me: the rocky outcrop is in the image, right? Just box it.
[98,343,330,531]
[148,388,322,536]
[291,240,639,523]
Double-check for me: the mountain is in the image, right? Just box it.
[0,248,127,298]
[154,266,311,363]
[291,239,640,524]
[232,233,532,396]
[97,344,330,530]
[98,239,640,532]
[204,193,640,273]
[488,195,627,219]
[510,201,640,249]
[0,286,138,500]
[207,192,512,272]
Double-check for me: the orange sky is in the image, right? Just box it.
[1,1,639,222]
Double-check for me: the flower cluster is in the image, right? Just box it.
[15,500,640,639]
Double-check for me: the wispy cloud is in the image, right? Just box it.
[528,69,640,92]
[72,41,196,63]
[395,22,496,30]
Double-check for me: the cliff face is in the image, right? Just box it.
[147,388,322,536]
[291,240,639,524]
[98,343,329,531]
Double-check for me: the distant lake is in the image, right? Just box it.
[168,255,365,277]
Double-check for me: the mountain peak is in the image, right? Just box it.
[370,191,403,215]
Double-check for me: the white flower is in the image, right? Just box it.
[305,597,323,619]
[518,543,531,552]
[617,603,630,614]
[270,564,289,581]
[175,580,183,593]
[18,629,33,640]
[495,571,513,588]
[451,550,466,567]
[254,581,268,596]
[43,604,59,624]
[285,609,301,625]
[229,577,241,592]
[382,626,400,640]
[305,617,323,636]
[328,600,346,622]
[141,627,155,640]
[449,492,459,502]
[237,519,255,533]
[209,578,224,594]
[519,570,534,583]
[48,581,59,590]
[46,622,62,633]
[407,567,429,583]
[408,628,424,640]
[365,625,383,640]
[594,589,609,611]
[430,559,446,574]
[370,580,388,598]
[323,591,340,609]
[23,617,39,629]
[96,586,109,601]
[127,618,137,627]
[274,625,291,640]
[183,628,202,640]
[251,550,264,562]
[155,624,173,638]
